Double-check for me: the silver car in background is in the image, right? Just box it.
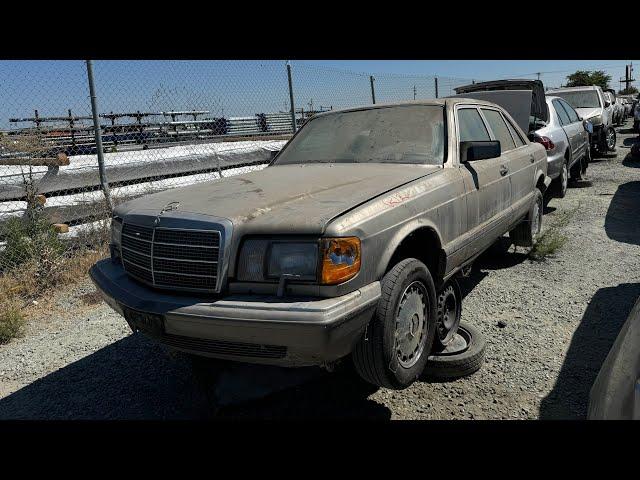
[451,79,590,199]
[534,96,590,198]
[548,86,616,155]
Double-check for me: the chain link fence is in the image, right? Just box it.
[0,60,472,288]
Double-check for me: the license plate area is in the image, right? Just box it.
[123,307,165,337]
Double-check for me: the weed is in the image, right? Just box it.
[0,307,26,344]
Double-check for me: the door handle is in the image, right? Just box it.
[500,165,509,176]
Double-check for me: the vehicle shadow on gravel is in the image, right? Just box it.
[539,282,640,419]
[622,155,640,168]
[0,333,390,420]
[456,238,529,300]
[604,181,640,245]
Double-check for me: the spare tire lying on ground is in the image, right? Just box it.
[422,322,487,380]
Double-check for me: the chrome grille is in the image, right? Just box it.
[121,223,221,293]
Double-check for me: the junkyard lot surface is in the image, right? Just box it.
[1,119,639,419]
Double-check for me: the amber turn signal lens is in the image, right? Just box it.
[320,237,361,285]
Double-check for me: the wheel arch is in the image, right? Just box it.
[378,223,446,286]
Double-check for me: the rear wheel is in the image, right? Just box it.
[434,278,462,349]
[510,188,543,248]
[352,258,437,389]
[552,159,569,198]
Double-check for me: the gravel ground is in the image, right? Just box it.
[1,119,639,420]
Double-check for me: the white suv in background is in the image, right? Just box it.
[548,86,616,154]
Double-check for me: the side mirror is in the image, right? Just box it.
[583,119,594,134]
[605,100,611,108]
[460,141,501,162]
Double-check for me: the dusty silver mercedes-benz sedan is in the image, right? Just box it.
[90,98,549,389]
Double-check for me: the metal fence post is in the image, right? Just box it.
[435,77,439,98]
[85,60,113,214]
[286,62,297,133]
[370,75,376,104]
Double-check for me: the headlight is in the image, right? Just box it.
[237,239,318,281]
[588,115,603,126]
[267,242,318,279]
[319,237,361,285]
[236,236,361,285]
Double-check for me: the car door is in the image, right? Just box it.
[479,106,533,221]
[556,98,587,166]
[455,105,511,259]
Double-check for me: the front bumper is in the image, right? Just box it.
[590,124,604,148]
[90,259,380,367]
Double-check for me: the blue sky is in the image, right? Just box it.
[1,60,637,129]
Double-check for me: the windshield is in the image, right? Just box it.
[553,90,601,109]
[273,105,445,166]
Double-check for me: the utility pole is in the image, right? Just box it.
[85,60,113,214]
[413,85,416,100]
[536,72,541,80]
[619,63,635,93]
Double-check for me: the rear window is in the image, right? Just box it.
[273,105,446,166]
[553,90,601,109]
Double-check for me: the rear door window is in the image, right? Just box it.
[558,100,580,123]
[504,116,526,147]
[553,99,571,126]
[458,107,491,142]
[481,108,516,152]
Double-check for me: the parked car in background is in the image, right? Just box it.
[548,86,616,154]
[90,98,549,390]
[622,97,633,118]
[603,91,620,125]
[610,91,626,125]
[451,79,590,198]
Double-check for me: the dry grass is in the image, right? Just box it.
[0,246,108,341]
[0,305,26,344]
[529,207,576,261]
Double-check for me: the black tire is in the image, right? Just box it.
[434,278,462,349]
[605,126,616,152]
[422,322,486,380]
[551,157,568,198]
[352,258,437,390]
[509,188,543,248]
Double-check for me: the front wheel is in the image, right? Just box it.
[352,258,437,389]
[509,188,543,248]
[605,126,616,151]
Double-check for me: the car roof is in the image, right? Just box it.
[310,98,508,119]
[548,85,601,92]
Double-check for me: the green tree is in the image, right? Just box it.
[619,86,638,95]
[565,70,611,89]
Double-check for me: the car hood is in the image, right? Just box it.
[575,107,602,120]
[116,163,440,234]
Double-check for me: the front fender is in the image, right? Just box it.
[373,220,444,280]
